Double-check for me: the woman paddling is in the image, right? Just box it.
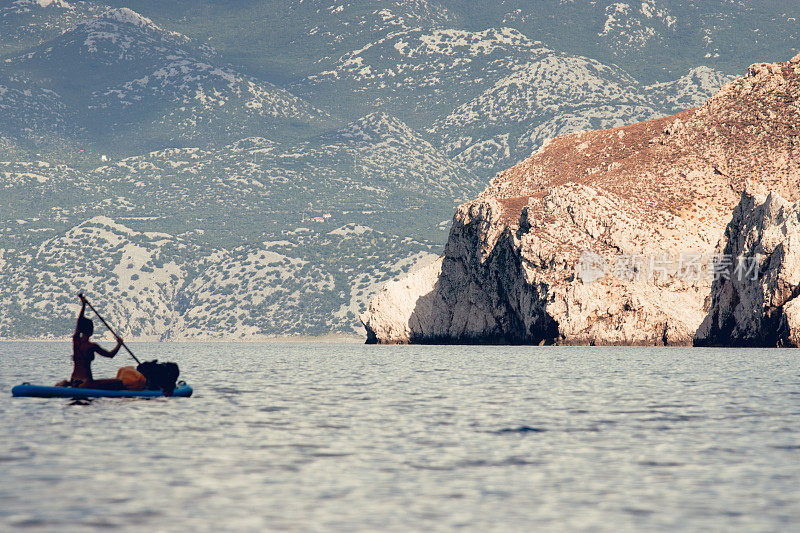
[57,295,125,389]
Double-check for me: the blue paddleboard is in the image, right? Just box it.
[11,383,193,398]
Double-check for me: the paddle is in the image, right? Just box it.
[78,293,141,365]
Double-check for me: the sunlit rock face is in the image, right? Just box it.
[696,189,800,348]
[363,53,800,346]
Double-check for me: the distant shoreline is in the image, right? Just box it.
[0,334,365,344]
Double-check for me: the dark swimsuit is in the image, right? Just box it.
[70,334,95,386]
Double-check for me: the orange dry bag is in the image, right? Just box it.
[116,366,147,391]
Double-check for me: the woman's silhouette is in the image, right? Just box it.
[58,295,125,389]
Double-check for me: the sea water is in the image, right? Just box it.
[1,342,799,532]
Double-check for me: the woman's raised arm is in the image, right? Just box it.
[74,295,87,337]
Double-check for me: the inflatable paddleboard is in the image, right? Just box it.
[11,382,193,398]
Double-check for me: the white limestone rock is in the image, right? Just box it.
[362,185,710,345]
[695,190,800,347]
[362,53,800,346]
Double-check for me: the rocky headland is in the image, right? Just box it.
[362,53,800,346]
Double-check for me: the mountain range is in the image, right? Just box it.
[0,0,797,338]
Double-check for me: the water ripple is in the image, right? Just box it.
[2,342,799,532]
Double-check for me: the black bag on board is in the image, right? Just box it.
[136,360,180,396]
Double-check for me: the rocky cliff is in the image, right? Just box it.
[695,188,800,347]
[362,53,800,345]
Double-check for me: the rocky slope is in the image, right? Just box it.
[302,25,734,176]
[362,53,800,345]
[0,216,438,339]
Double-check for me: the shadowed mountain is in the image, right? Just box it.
[3,7,336,155]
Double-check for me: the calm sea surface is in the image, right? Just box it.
[1,342,799,532]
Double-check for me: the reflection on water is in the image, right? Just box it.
[1,342,799,531]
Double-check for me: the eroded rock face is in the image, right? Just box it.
[695,189,800,347]
[363,185,710,345]
[362,53,800,345]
